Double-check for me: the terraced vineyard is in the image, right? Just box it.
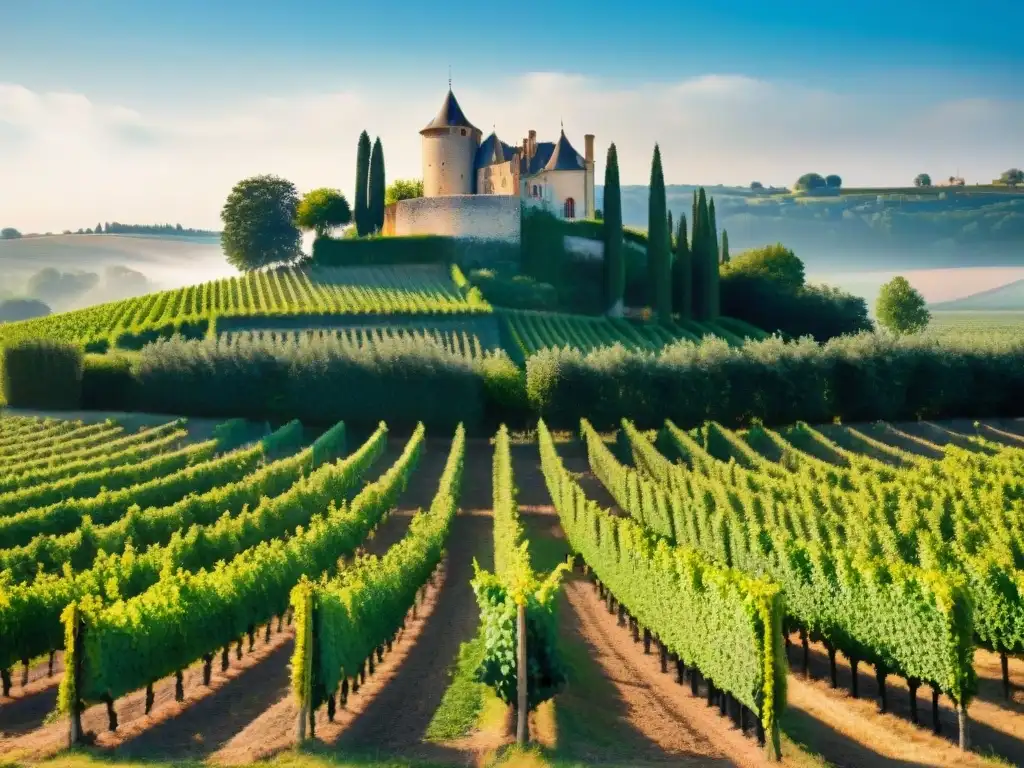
[0,265,489,351]
[2,411,1017,768]
[499,309,765,359]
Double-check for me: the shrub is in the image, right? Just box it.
[723,244,805,291]
[477,351,529,428]
[1,340,83,409]
[525,332,1024,430]
[468,269,558,310]
[130,335,482,432]
[0,298,51,322]
[81,353,136,410]
[312,235,518,269]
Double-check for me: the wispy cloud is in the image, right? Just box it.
[1,74,1021,232]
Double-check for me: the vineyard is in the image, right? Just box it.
[0,411,1020,768]
[0,265,490,351]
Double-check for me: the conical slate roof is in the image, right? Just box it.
[542,129,585,171]
[421,90,478,133]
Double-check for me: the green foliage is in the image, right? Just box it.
[26,268,99,306]
[0,227,22,239]
[385,178,424,206]
[0,339,83,409]
[220,175,301,271]
[293,424,464,713]
[130,334,483,432]
[915,173,932,187]
[672,215,692,320]
[368,137,386,234]
[524,331,1024,430]
[56,424,390,705]
[642,420,978,705]
[720,229,730,265]
[312,234,517,269]
[723,244,805,291]
[296,188,352,238]
[468,269,558,311]
[825,174,842,188]
[602,143,625,315]
[646,145,671,320]
[539,420,786,757]
[521,206,567,288]
[876,276,931,335]
[354,131,372,236]
[81,352,135,410]
[471,425,568,710]
[793,173,827,191]
[999,168,1023,186]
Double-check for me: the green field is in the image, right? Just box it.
[928,310,1024,338]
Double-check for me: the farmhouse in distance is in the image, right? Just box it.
[383,87,596,240]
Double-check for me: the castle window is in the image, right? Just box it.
[461,128,467,136]
[564,197,576,219]
[532,185,539,197]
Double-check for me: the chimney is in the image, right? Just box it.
[584,134,595,165]
[528,129,537,159]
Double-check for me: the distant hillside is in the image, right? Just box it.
[600,185,1024,272]
[930,279,1024,311]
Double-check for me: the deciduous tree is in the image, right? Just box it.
[385,178,424,205]
[296,188,352,238]
[914,173,932,187]
[220,174,301,271]
[876,276,930,335]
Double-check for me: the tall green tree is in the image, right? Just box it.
[602,143,625,316]
[368,137,386,233]
[708,198,719,262]
[667,210,674,247]
[691,188,708,320]
[705,192,720,318]
[672,214,692,320]
[385,178,424,205]
[220,174,301,271]
[720,229,730,264]
[354,131,371,236]
[646,144,671,321]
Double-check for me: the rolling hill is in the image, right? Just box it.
[929,278,1024,311]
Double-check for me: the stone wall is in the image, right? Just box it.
[393,194,521,242]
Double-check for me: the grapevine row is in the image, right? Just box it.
[537,420,786,759]
[291,424,466,729]
[0,420,338,581]
[59,421,424,729]
[0,422,384,677]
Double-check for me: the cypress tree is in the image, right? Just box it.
[647,144,671,321]
[667,210,674,248]
[691,188,710,320]
[368,137,386,233]
[672,214,692,320]
[708,197,719,261]
[354,131,371,236]
[602,143,625,316]
[720,229,730,265]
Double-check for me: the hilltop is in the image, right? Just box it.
[930,278,1024,311]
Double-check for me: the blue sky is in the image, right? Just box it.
[2,0,1022,230]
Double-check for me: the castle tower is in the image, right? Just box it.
[420,89,481,197]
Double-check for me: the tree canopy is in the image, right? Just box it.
[220,174,301,271]
[722,243,805,291]
[825,174,842,188]
[876,276,930,335]
[793,173,827,191]
[914,173,932,187]
[385,178,424,206]
[1000,168,1024,187]
[296,188,352,238]
[0,228,21,240]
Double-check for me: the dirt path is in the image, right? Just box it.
[0,655,65,739]
[210,437,496,766]
[513,442,780,768]
[778,634,1019,765]
[781,635,1022,767]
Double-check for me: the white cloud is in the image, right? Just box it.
[1,74,1021,233]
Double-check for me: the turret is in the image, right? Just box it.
[420,90,481,197]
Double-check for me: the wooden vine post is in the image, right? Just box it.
[294,588,315,742]
[516,600,528,745]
